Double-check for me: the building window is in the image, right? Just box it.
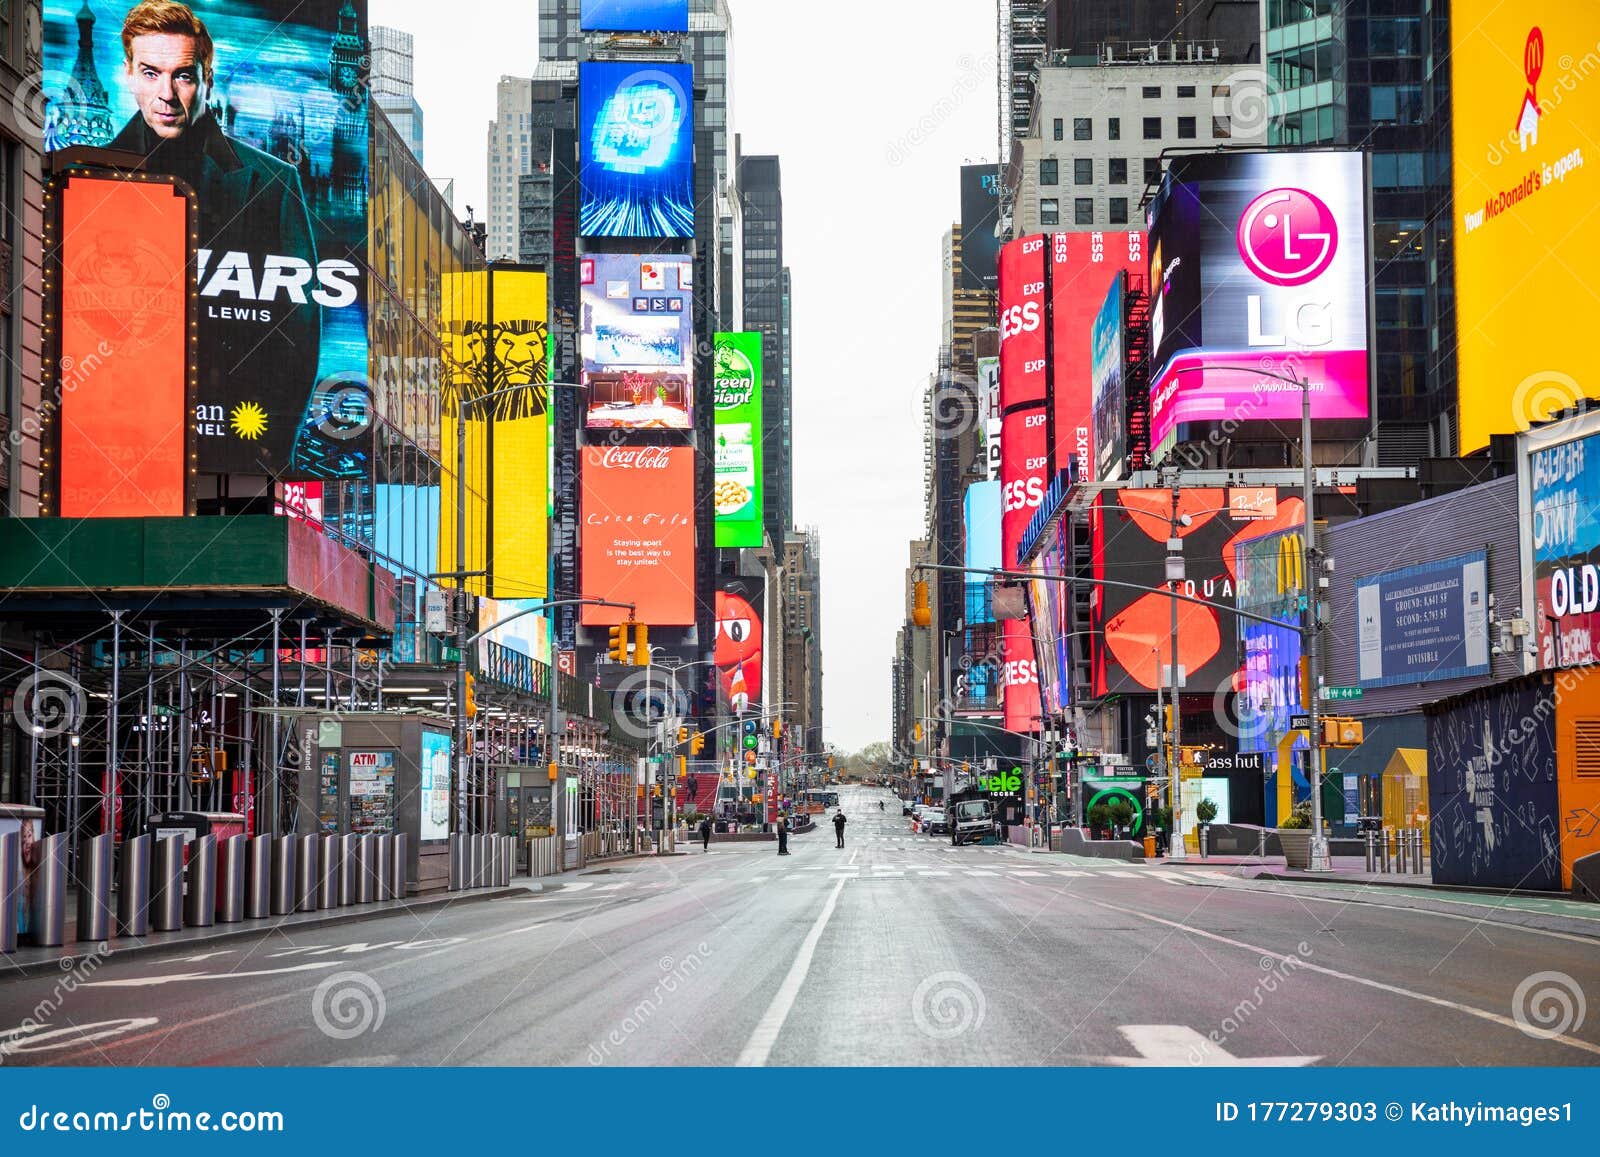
[1040,157,1058,185]
[1108,197,1129,225]
[1108,117,1120,140]
[1109,157,1127,184]
[1073,117,1092,141]
[1053,117,1064,141]
[1142,85,1161,98]
[1074,158,1093,185]
[1143,116,1161,139]
[1177,85,1196,98]
[1074,197,1094,225]
[1144,157,1162,185]
[1040,198,1060,226]
[1177,116,1197,139]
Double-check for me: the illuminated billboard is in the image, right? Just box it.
[1452,6,1600,452]
[714,333,764,548]
[487,269,550,599]
[43,0,371,480]
[1528,424,1600,668]
[56,174,190,518]
[1146,151,1370,460]
[581,254,694,430]
[716,576,764,714]
[998,235,1047,412]
[580,61,694,239]
[959,165,1001,291]
[580,445,695,627]
[580,0,688,32]
[1051,232,1144,479]
[1000,406,1049,731]
[1091,488,1305,697]
[1091,272,1128,482]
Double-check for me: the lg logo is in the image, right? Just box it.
[1236,187,1338,287]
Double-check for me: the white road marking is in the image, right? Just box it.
[827,871,859,879]
[737,878,847,1067]
[1101,870,1141,878]
[965,870,998,877]
[1009,870,1047,877]
[869,871,904,878]
[84,961,347,988]
[1115,1025,1318,1067]
[749,876,768,884]
[917,870,950,877]
[1052,870,1091,878]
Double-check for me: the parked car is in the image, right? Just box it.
[922,808,949,836]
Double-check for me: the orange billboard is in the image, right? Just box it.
[581,445,696,626]
[57,175,189,517]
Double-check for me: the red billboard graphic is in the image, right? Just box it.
[1090,488,1304,696]
[716,576,764,714]
[998,235,1048,412]
[580,445,696,626]
[1051,231,1145,479]
[1001,406,1050,731]
[57,175,189,518]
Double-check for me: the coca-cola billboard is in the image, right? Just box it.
[581,444,696,627]
[1001,407,1049,731]
[998,235,1048,412]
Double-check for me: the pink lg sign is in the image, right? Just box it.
[1235,187,1339,287]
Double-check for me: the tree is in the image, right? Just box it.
[842,742,893,779]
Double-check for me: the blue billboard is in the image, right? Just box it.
[1356,551,1491,688]
[580,62,694,239]
[580,0,689,32]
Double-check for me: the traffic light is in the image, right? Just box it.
[608,624,628,663]
[632,623,650,665]
[677,726,688,744]
[678,756,688,779]
[463,672,477,718]
[548,760,558,782]
[690,731,705,754]
[913,722,923,744]
[913,580,931,628]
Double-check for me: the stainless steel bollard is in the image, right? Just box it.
[505,836,516,884]
[149,835,184,933]
[447,833,462,891]
[389,833,407,899]
[338,834,358,905]
[1379,830,1391,873]
[0,831,20,952]
[117,834,151,936]
[466,834,481,889]
[76,833,115,943]
[183,835,217,928]
[318,834,340,909]
[296,834,320,913]
[30,833,68,946]
[353,834,374,904]
[1363,830,1376,873]
[246,835,273,918]
[375,835,394,901]
[1413,828,1426,875]
[270,834,298,917]
[217,835,246,923]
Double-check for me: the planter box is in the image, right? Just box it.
[1277,829,1313,870]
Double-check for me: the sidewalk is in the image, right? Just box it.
[0,884,517,981]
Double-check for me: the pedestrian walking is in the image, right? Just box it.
[833,810,847,848]
[777,814,790,855]
[699,815,712,852]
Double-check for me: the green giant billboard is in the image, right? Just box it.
[714,332,765,548]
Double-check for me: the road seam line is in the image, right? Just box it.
[736,878,847,1067]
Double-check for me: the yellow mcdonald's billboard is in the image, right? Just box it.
[1453,4,1600,452]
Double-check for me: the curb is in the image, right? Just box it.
[1250,870,1596,903]
[0,886,519,982]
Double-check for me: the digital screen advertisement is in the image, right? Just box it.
[959,164,1002,291]
[580,61,694,239]
[580,0,689,32]
[998,234,1047,412]
[1528,425,1600,668]
[1145,151,1371,459]
[1357,551,1491,687]
[714,332,765,548]
[419,730,452,842]
[978,355,1001,480]
[1091,488,1305,697]
[1051,231,1145,480]
[1026,532,1072,717]
[581,254,694,429]
[1000,406,1049,731]
[581,445,696,627]
[1091,271,1127,483]
[488,268,551,600]
[715,576,764,715]
[56,175,189,518]
[43,0,372,480]
[1452,5,1600,452]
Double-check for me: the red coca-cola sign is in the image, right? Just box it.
[592,445,675,470]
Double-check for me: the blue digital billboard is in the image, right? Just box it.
[580,0,689,32]
[580,62,694,239]
[1356,551,1491,687]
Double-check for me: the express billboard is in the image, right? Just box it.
[44,0,371,480]
[1091,272,1127,482]
[1051,232,1144,480]
[1529,426,1600,667]
[714,332,764,548]
[1000,406,1049,730]
[580,445,695,627]
[959,164,1001,291]
[716,576,764,715]
[1452,6,1600,452]
[998,235,1047,412]
[1357,552,1491,688]
[580,0,688,32]
[579,61,694,239]
[56,174,190,518]
[581,254,693,430]
[1146,151,1371,459]
[1091,488,1305,697]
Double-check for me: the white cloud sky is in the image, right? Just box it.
[370,0,997,751]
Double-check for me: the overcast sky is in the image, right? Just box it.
[371,0,997,752]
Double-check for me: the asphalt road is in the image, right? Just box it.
[2,784,1598,1067]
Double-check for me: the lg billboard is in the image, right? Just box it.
[1145,151,1371,460]
[43,0,372,480]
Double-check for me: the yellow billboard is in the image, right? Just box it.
[1453,5,1600,452]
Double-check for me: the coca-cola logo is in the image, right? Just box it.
[595,446,675,469]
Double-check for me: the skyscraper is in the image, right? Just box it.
[371,25,424,165]
[486,76,533,261]
[737,149,789,546]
